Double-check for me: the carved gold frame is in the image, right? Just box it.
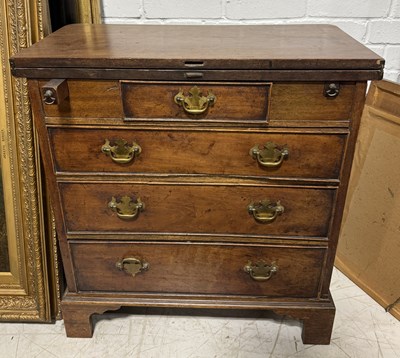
[76,0,101,24]
[0,0,58,321]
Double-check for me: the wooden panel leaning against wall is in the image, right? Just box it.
[0,0,58,321]
[335,80,400,320]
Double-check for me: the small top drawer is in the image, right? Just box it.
[121,81,270,122]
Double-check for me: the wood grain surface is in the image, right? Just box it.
[269,83,355,121]
[49,127,346,180]
[40,80,354,122]
[122,81,270,121]
[59,182,335,237]
[41,80,123,118]
[70,241,325,297]
[11,24,383,71]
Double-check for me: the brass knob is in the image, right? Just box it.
[248,200,284,223]
[116,257,149,277]
[174,86,216,115]
[250,142,289,168]
[101,139,141,164]
[324,83,340,98]
[108,196,144,220]
[43,89,57,105]
[244,261,278,281]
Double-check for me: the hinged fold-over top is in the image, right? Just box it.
[11,24,384,81]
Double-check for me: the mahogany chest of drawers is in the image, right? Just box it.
[11,24,384,344]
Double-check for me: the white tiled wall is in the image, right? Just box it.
[101,0,400,82]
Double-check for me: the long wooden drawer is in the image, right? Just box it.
[49,127,346,180]
[40,80,355,122]
[70,241,326,297]
[60,182,335,237]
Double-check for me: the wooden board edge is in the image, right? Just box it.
[335,257,400,320]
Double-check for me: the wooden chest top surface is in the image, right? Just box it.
[11,24,383,72]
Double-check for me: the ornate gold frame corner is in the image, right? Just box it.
[0,0,58,321]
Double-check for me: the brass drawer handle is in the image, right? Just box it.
[248,200,284,223]
[174,85,216,115]
[250,142,289,168]
[116,257,149,277]
[244,261,278,281]
[108,196,144,220]
[101,139,141,164]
